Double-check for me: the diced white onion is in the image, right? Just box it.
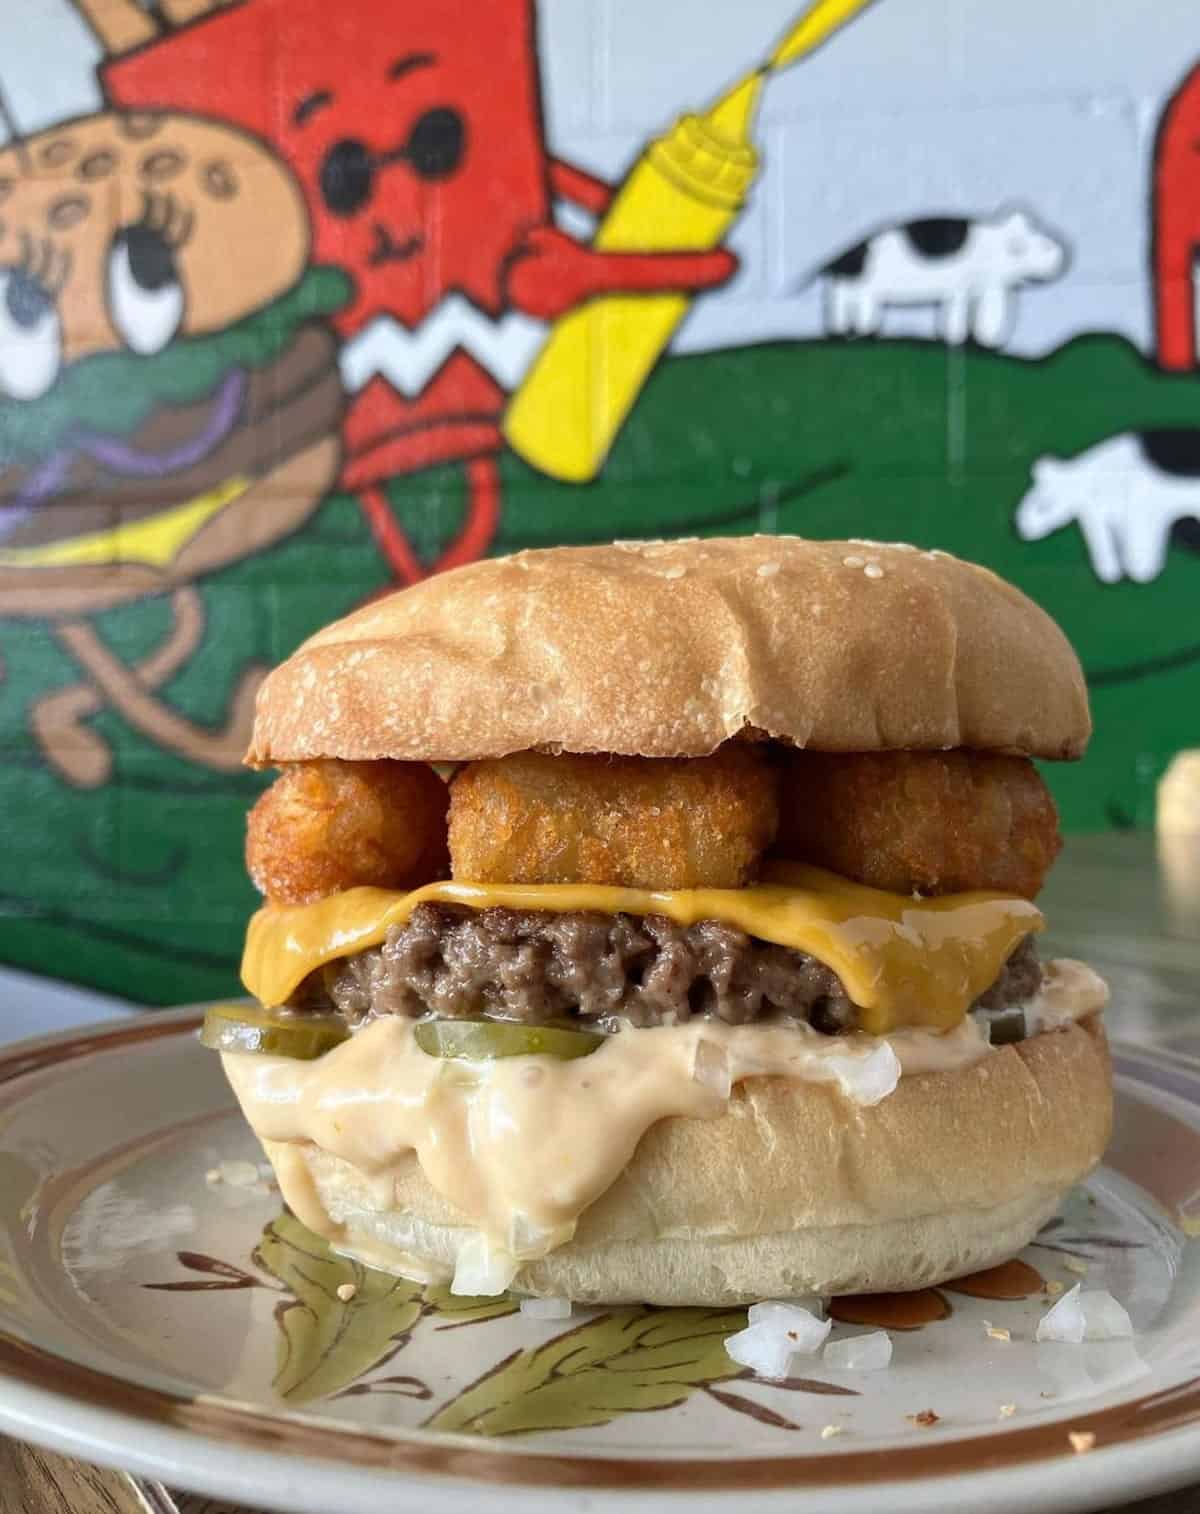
[823,1331,893,1371]
[1078,1289,1134,1340]
[723,1323,798,1380]
[692,1038,732,1099]
[725,1302,831,1379]
[520,1296,572,1320]
[508,1211,556,1260]
[1037,1284,1086,1343]
[452,1234,517,1296]
[1036,1284,1131,1344]
[749,1298,827,1329]
[824,1041,901,1106]
[216,1159,260,1188]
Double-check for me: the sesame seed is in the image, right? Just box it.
[985,1326,1012,1343]
[336,1283,358,1302]
[1045,1280,1066,1296]
[843,554,865,568]
[1064,1259,1090,1276]
[863,563,884,579]
[205,1168,221,1186]
[757,561,781,578]
[1068,1430,1096,1455]
[820,1424,844,1439]
[661,565,686,580]
[999,1404,1017,1419]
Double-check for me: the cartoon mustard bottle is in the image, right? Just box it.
[504,0,879,483]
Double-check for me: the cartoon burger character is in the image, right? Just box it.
[0,109,345,786]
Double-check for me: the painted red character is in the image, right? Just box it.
[1153,62,1200,371]
[100,0,736,579]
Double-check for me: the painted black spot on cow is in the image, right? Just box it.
[1171,518,1200,550]
[824,240,868,277]
[905,217,969,258]
[1139,428,1200,477]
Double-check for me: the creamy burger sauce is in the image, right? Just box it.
[223,959,1107,1282]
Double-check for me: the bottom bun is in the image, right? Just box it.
[259,1014,1112,1306]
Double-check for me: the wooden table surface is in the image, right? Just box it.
[2,831,1198,1514]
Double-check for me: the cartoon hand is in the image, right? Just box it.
[506,225,737,322]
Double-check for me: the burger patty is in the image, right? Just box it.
[302,904,1043,1036]
[0,323,342,546]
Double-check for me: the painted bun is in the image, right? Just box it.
[0,111,310,365]
[247,536,1091,766]
[0,436,340,616]
[254,1015,1111,1305]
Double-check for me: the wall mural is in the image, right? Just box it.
[0,0,1196,1004]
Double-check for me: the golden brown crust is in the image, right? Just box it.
[247,538,1092,767]
[246,759,449,904]
[448,747,779,888]
[258,1016,1112,1304]
[775,749,1062,898]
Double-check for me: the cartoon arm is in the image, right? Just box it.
[68,0,157,51]
[506,224,737,322]
[548,160,616,216]
[1153,65,1200,371]
[1154,200,1199,372]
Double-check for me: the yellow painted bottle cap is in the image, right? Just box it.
[655,66,762,208]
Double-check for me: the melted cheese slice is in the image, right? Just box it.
[0,474,251,568]
[242,863,1043,1034]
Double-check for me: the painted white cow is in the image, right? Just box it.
[1016,431,1200,584]
[821,208,1066,347]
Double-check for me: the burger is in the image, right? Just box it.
[0,111,345,615]
[206,536,1111,1305]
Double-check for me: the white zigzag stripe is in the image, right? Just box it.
[338,296,548,398]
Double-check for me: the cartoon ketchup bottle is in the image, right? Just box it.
[504,0,878,483]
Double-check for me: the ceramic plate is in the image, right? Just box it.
[0,1010,1197,1514]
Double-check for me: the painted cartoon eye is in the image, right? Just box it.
[406,108,466,180]
[107,224,185,355]
[0,266,61,402]
[320,139,374,217]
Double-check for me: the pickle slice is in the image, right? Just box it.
[201,1003,350,1060]
[414,1018,604,1062]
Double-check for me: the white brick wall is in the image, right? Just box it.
[6,0,1197,357]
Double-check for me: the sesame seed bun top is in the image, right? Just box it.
[247,536,1091,766]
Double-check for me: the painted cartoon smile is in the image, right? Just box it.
[368,223,424,268]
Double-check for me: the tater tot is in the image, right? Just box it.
[448,747,779,889]
[246,759,449,904]
[774,749,1060,899]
